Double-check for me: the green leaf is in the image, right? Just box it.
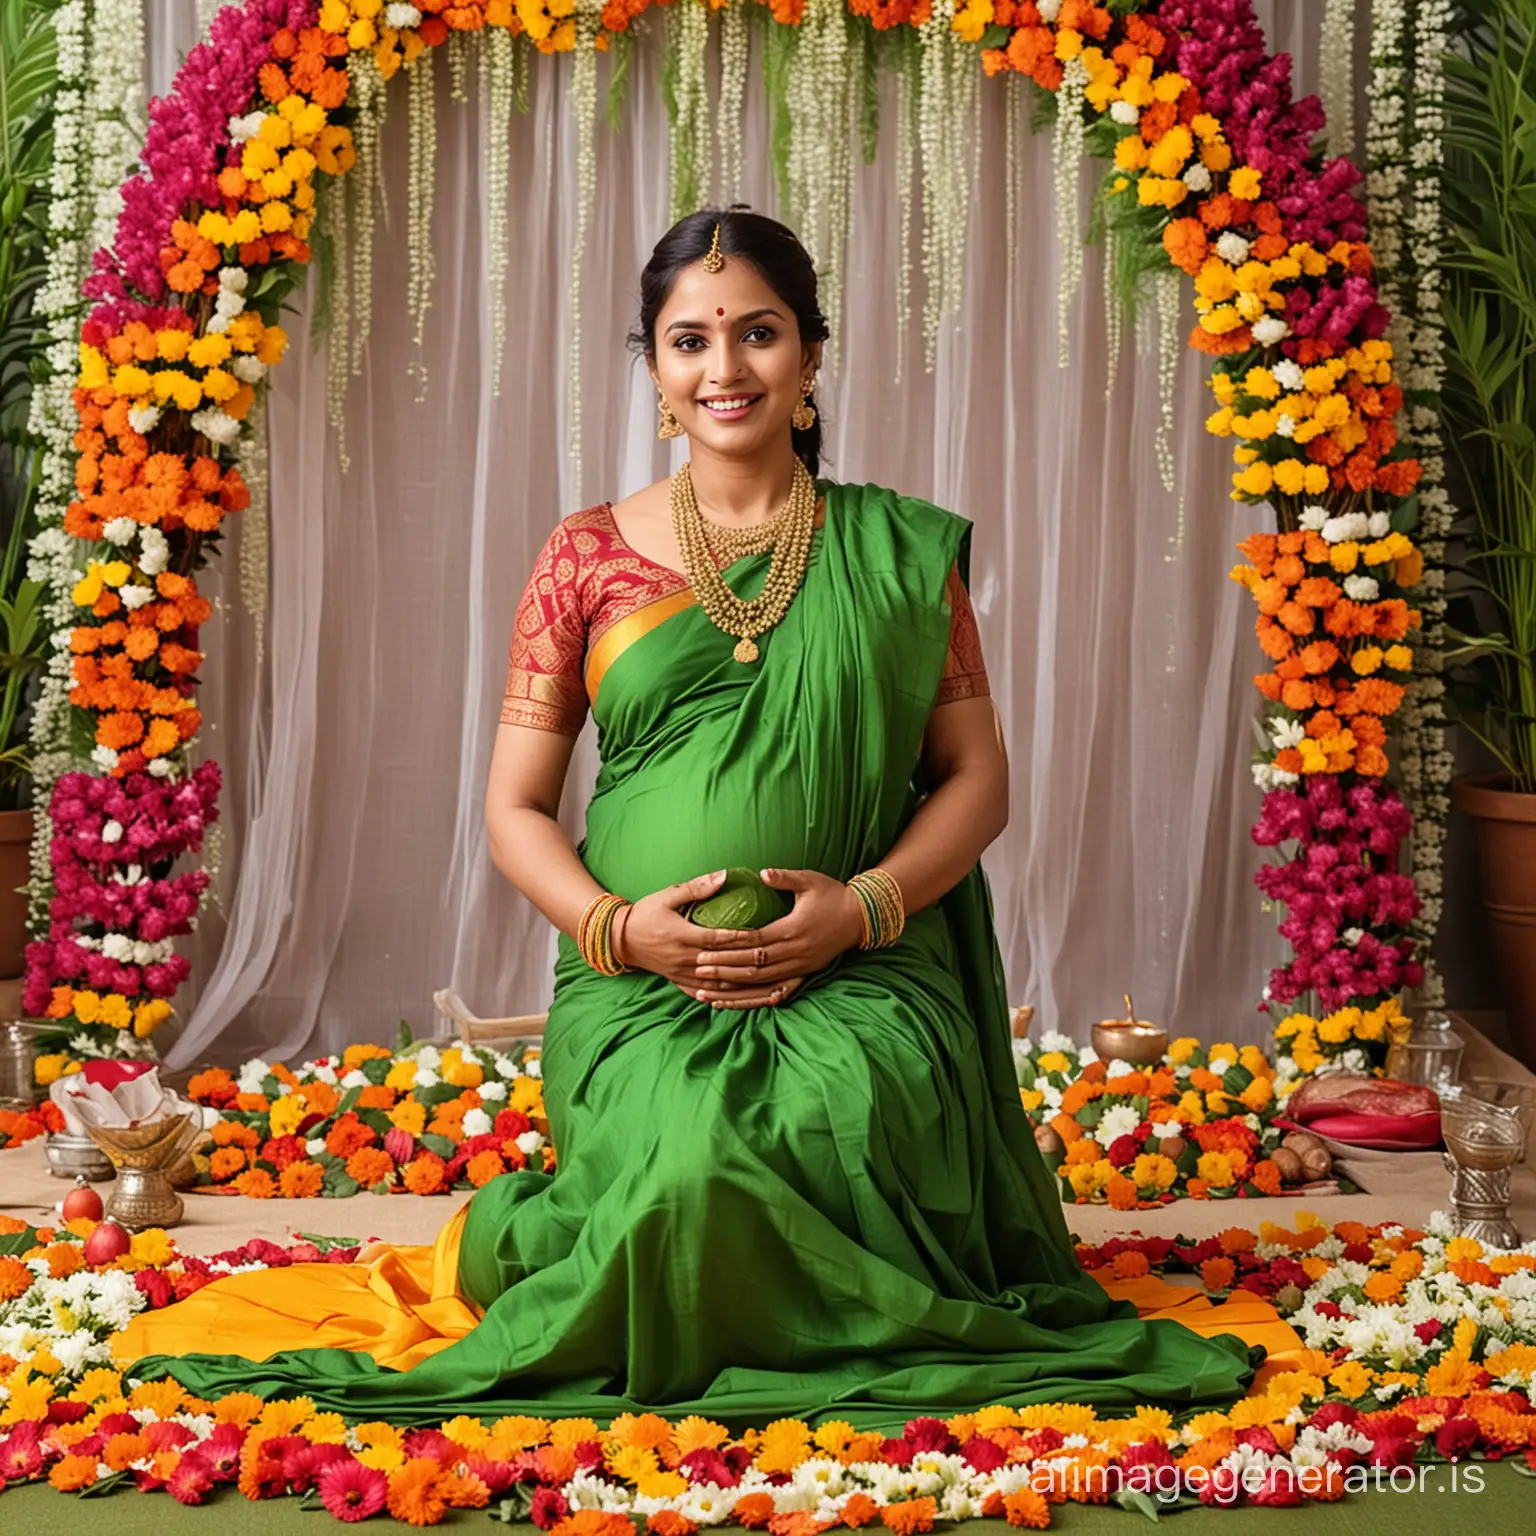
[394,1019,415,1054]
[0,1227,36,1255]
[79,1470,132,1499]
[420,1132,457,1160]
[336,1085,362,1117]
[294,1230,363,1253]
[1390,494,1421,534]
[416,1081,466,1108]
[1113,1487,1165,1522]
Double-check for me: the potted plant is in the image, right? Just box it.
[0,0,60,978]
[1441,0,1536,1064]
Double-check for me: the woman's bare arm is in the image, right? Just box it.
[878,694,1010,914]
[483,723,603,940]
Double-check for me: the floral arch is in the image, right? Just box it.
[23,0,1442,1070]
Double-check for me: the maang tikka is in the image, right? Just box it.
[703,221,725,273]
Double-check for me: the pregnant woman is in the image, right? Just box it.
[118,207,1290,1431]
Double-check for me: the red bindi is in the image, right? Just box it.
[716,308,725,316]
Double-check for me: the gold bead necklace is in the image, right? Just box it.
[670,460,816,663]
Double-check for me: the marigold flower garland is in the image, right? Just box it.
[2,1210,1533,1524]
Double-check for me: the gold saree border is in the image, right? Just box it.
[584,588,698,702]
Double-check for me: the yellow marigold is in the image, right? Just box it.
[211,1391,267,1426]
[1229,166,1263,199]
[1445,1236,1485,1263]
[127,1228,174,1269]
[1131,1153,1178,1190]
[389,1099,427,1137]
[1328,1362,1374,1400]
[342,1043,393,1070]
[1196,1151,1236,1188]
[267,1092,308,1139]
[754,1417,812,1475]
[1035,1050,1071,1075]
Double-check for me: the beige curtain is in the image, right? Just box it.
[141,2,1324,1067]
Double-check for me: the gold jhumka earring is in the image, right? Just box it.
[657,389,683,439]
[792,376,817,431]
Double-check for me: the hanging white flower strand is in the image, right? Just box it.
[1053,53,1089,369]
[85,0,146,254]
[24,0,100,928]
[407,45,439,399]
[1401,0,1455,1003]
[1103,221,1123,401]
[482,26,515,398]
[892,49,914,388]
[348,52,388,388]
[1319,0,1357,161]
[324,172,354,471]
[237,389,272,670]
[785,0,855,361]
[716,0,750,203]
[667,0,712,227]
[567,0,602,475]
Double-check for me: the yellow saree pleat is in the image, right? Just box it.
[1091,1271,1309,1395]
[110,1205,1304,1407]
[110,1203,481,1374]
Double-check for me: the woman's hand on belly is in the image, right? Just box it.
[613,870,783,1004]
[691,867,865,1006]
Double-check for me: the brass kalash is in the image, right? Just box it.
[1438,1084,1525,1249]
[1090,994,1169,1067]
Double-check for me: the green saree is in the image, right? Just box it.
[128,480,1265,1431]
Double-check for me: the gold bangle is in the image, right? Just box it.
[577,893,633,976]
[847,868,905,950]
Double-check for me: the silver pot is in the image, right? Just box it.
[0,1022,36,1110]
[44,1131,115,1182]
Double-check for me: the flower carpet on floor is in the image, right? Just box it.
[2,1210,1534,1527]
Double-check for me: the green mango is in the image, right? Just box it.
[685,867,791,930]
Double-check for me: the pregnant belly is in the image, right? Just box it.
[581,760,832,901]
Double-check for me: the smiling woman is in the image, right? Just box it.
[119,206,1290,1434]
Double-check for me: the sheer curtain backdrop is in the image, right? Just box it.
[141,1,1323,1067]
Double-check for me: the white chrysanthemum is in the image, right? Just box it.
[413,1045,442,1070]
[1273,360,1305,391]
[1367,511,1392,537]
[1215,232,1250,263]
[521,1057,543,1079]
[230,355,267,384]
[477,1080,508,1102]
[790,1459,847,1501]
[460,1108,493,1138]
[1344,575,1380,601]
[120,584,153,611]
[1182,161,1212,191]
[1098,1104,1142,1143]
[1150,1120,1184,1140]
[677,1485,734,1525]
[1268,717,1306,750]
[1251,316,1290,345]
[515,1129,545,1155]
[227,112,266,142]
[1037,1029,1077,1054]
[189,408,240,447]
[414,1068,441,1090]
[1076,1046,1099,1066]
[339,1069,368,1090]
[387,3,423,26]
[1110,100,1139,126]
[237,1059,271,1094]
[1208,1054,1234,1076]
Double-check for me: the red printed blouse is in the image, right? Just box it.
[502,502,989,737]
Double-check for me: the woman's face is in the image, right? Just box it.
[648,255,819,457]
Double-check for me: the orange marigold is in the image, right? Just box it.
[232,1168,277,1199]
[388,1458,449,1526]
[1002,1489,1052,1530]
[880,1498,937,1535]
[346,1147,395,1187]
[209,1146,247,1181]
[0,1255,32,1301]
[49,1453,101,1491]
[838,1493,881,1528]
[278,1161,324,1199]
[466,1150,506,1188]
[403,1152,449,1197]
[648,1514,698,1536]
[733,1493,777,1529]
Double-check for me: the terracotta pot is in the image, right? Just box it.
[0,809,33,981]
[1452,774,1536,1069]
